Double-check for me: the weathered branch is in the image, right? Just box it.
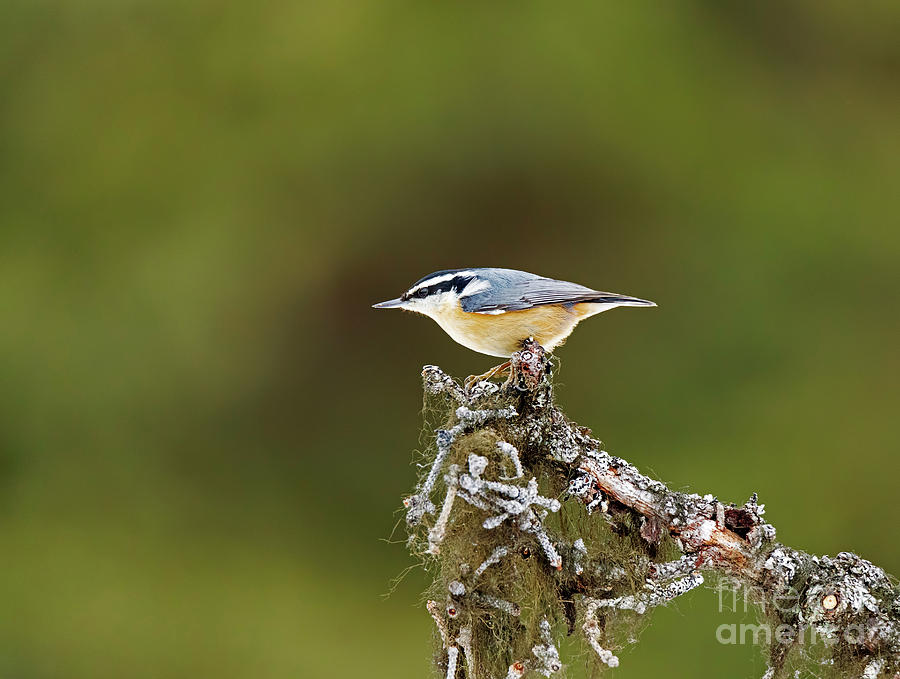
[403,341,900,679]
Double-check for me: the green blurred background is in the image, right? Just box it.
[1,1,898,677]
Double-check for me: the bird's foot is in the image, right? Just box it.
[464,361,512,392]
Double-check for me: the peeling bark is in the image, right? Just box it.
[406,341,900,678]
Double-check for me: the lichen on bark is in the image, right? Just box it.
[402,341,900,679]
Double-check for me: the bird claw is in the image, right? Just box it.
[465,361,512,392]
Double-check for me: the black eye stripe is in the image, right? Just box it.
[405,275,474,300]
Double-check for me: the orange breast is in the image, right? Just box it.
[432,303,582,357]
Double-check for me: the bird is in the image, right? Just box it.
[372,267,655,385]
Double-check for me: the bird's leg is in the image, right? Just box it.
[465,361,512,391]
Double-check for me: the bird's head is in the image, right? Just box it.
[372,269,490,319]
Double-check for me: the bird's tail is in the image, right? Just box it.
[589,294,657,307]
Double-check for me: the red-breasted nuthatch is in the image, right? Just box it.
[373,268,655,361]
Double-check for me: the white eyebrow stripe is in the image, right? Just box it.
[406,270,478,294]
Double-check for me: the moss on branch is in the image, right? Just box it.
[402,341,900,679]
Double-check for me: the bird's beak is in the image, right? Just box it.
[372,297,405,309]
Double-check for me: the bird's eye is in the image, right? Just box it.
[416,288,429,298]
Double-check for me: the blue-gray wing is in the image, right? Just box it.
[460,269,653,313]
